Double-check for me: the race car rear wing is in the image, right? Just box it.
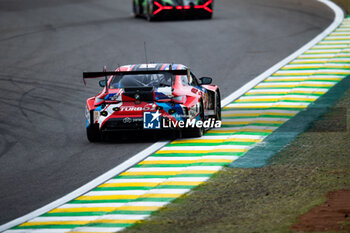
[83,69,190,93]
[83,69,189,80]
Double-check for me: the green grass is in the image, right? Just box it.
[333,0,350,12]
[122,87,350,232]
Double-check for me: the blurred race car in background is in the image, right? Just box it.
[133,0,213,21]
[84,63,221,142]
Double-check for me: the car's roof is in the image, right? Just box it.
[117,63,189,72]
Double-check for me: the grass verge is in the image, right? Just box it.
[122,88,350,232]
[332,0,350,12]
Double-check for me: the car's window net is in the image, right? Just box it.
[109,73,172,89]
[180,75,190,86]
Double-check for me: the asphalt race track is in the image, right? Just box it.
[0,0,333,225]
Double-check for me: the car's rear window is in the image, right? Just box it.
[109,73,172,89]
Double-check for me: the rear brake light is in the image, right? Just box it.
[194,0,213,13]
[154,1,173,15]
[155,0,212,14]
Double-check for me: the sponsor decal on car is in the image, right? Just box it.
[119,105,157,112]
[107,91,122,101]
[143,110,162,129]
[123,117,133,123]
[93,111,100,122]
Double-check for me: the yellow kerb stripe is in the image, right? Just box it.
[20,221,90,226]
[90,219,139,224]
[155,149,247,154]
[265,78,307,81]
[160,181,204,186]
[141,193,183,198]
[320,72,350,75]
[49,207,117,213]
[290,61,326,64]
[221,121,254,125]
[76,195,140,200]
[207,129,274,133]
[251,120,285,124]
[179,170,219,174]
[221,113,260,117]
[115,206,161,211]
[223,106,271,109]
[265,112,296,116]
[171,138,261,144]
[255,84,297,87]
[121,171,180,176]
[266,78,341,81]
[273,73,314,76]
[272,105,307,108]
[281,66,321,69]
[325,37,350,40]
[99,182,159,188]
[236,98,280,102]
[139,159,233,165]
[281,97,317,101]
[245,91,289,95]
[292,91,326,95]
[299,84,334,87]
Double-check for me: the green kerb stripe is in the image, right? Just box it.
[14,225,81,229]
[108,210,154,215]
[42,212,106,217]
[86,223,133,227]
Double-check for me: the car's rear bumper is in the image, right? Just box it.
[152,8,212,20]
[101,117,144,131]
[100,116,180,131]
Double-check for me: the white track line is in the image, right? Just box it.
[0,0,344,232]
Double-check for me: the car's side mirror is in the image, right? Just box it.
[200,77,212,85]
[99,80,106,87]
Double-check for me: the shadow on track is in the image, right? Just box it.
[100,130,178,144]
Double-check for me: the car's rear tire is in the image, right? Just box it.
[214,92,221,121]
[132,0,138,17]
[183,102,204,138]
[86,124,101,142]
[146,1,155,21]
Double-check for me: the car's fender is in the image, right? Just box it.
[86,97,95,111]
[202,84,219,92]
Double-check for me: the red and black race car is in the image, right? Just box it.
[133,0,213,21]
[84,63,221,142]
